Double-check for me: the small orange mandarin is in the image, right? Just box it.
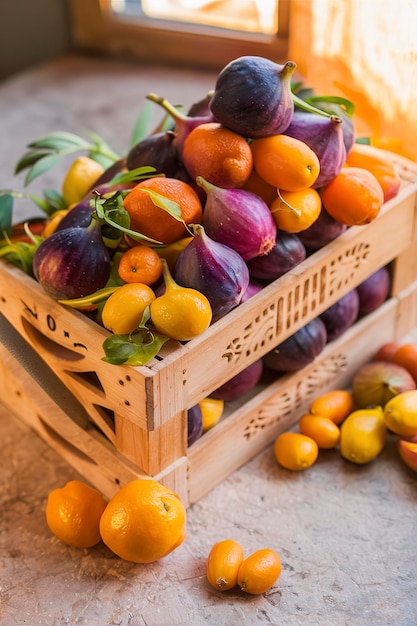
[123,177,203,245]
[207,539,245,591]
[237,549,282,595]
[274,432,318,471]
[320,167,384,226]
[270,187,322,233]
[182,122,253,189]
[251,134,320,191]
[118,244,163,285]
[45,480,107,548]
[298,414,341,449]
[99,479,186,563]
[241,169,278,207]
[309,390,355,425]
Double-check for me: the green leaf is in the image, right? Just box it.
[87,151,116,170]
[109,166,157,187]
[24,153,61,186]
[0,238,39,275]
[306,95,355,117]
[28,131,91,151]
[85,130,120,161]
[130,100,155,147]
[43,189,67,212]
[143,188,183,221]
[14,149,53,175]
[0,194,13,235]
[101,327,171,366]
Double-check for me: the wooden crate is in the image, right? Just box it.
[1,150,417,506]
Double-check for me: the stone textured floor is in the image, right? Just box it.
[1,54,417,626]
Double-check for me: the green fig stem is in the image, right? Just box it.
[146,93,187,123]
[160,257,180,291]
[292,92,341,121]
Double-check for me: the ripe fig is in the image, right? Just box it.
[211,359,264,401]
[210,56,296,138]
[55,201,93,231]
[33,218,111,300]
[352,361,416,409]
[319,289,360,342]
[246,230,306,282]
[197,176,276,261]
[126,131,179,177]
[356,266,391,315]
[188,404,203,446]
[297,207,347,251]
[174,224,249,322]
[263,318,328,372]
[283,111,346,188]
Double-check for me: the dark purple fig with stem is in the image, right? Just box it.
[283,110,346,188]
[209,56,336,139]
[246,230,306,282]
[196,176,276,261]
[174,223,249,322]
[146,92,215,154]
[33,217,111,300]
[55,200,94,231]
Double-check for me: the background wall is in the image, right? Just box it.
[0,0,73,82]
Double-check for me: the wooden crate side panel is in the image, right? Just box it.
[0,263,156,430]
[187,299,401,504]
[163,189,417,409]
[394,279,417,339]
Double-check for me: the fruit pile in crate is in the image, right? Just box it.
[1,55,417,504]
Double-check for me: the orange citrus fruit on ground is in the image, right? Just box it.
[309,389,355,425]
[101,283,156,334]
[250,134,320,191]
[274,431,319,470]
[99,479,187,563]
[237,548,282,595]
[298,414,341,449]
[383,390,417,437]
[182,122,253,188]
[345,143,401,202]
[270,187,322,233]
[45,480,107,548]
[117,244,163,285]
[320,166,384,226]
[123,177,203,245]
[62,156,104,205]
[207,539,245,591]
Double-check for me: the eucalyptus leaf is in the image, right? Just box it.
[28,131,91,150]
[24,153,61,186]
[143,189,183,221]
[306,95,355,117]
[109,166,157,186]
[85,130,120,161]
[43,189,67,211]
[14,149,52,175]
[0,194,13,235]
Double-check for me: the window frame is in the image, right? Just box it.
[69,0,290,71]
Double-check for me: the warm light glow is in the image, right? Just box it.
[289,0,417,159]
[141,0,278,35]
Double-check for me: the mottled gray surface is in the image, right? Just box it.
[1,54,417,626]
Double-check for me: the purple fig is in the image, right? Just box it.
[174,224,249,322]
[297,207,347,251]
[126,131,180,177]
[211,359,264,401]
[283,111,346,188]
[240,280,263,303]
[197,176,276,261]
[210,56,296,138]
[188,404,203,446]
[55,201,94,231]
[320,289,360,342]
[33,218,111,300]
[356,266,391,315]
[246,230,306,282]
[263,318,328,372]
[146,92,215,154]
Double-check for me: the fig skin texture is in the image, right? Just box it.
[352,361,416,409]
[356,266,391,315]
[263,318,328,372]
[211,359,263,401]
[320,289,360,342]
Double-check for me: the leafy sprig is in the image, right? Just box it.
[15,130,121,186]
